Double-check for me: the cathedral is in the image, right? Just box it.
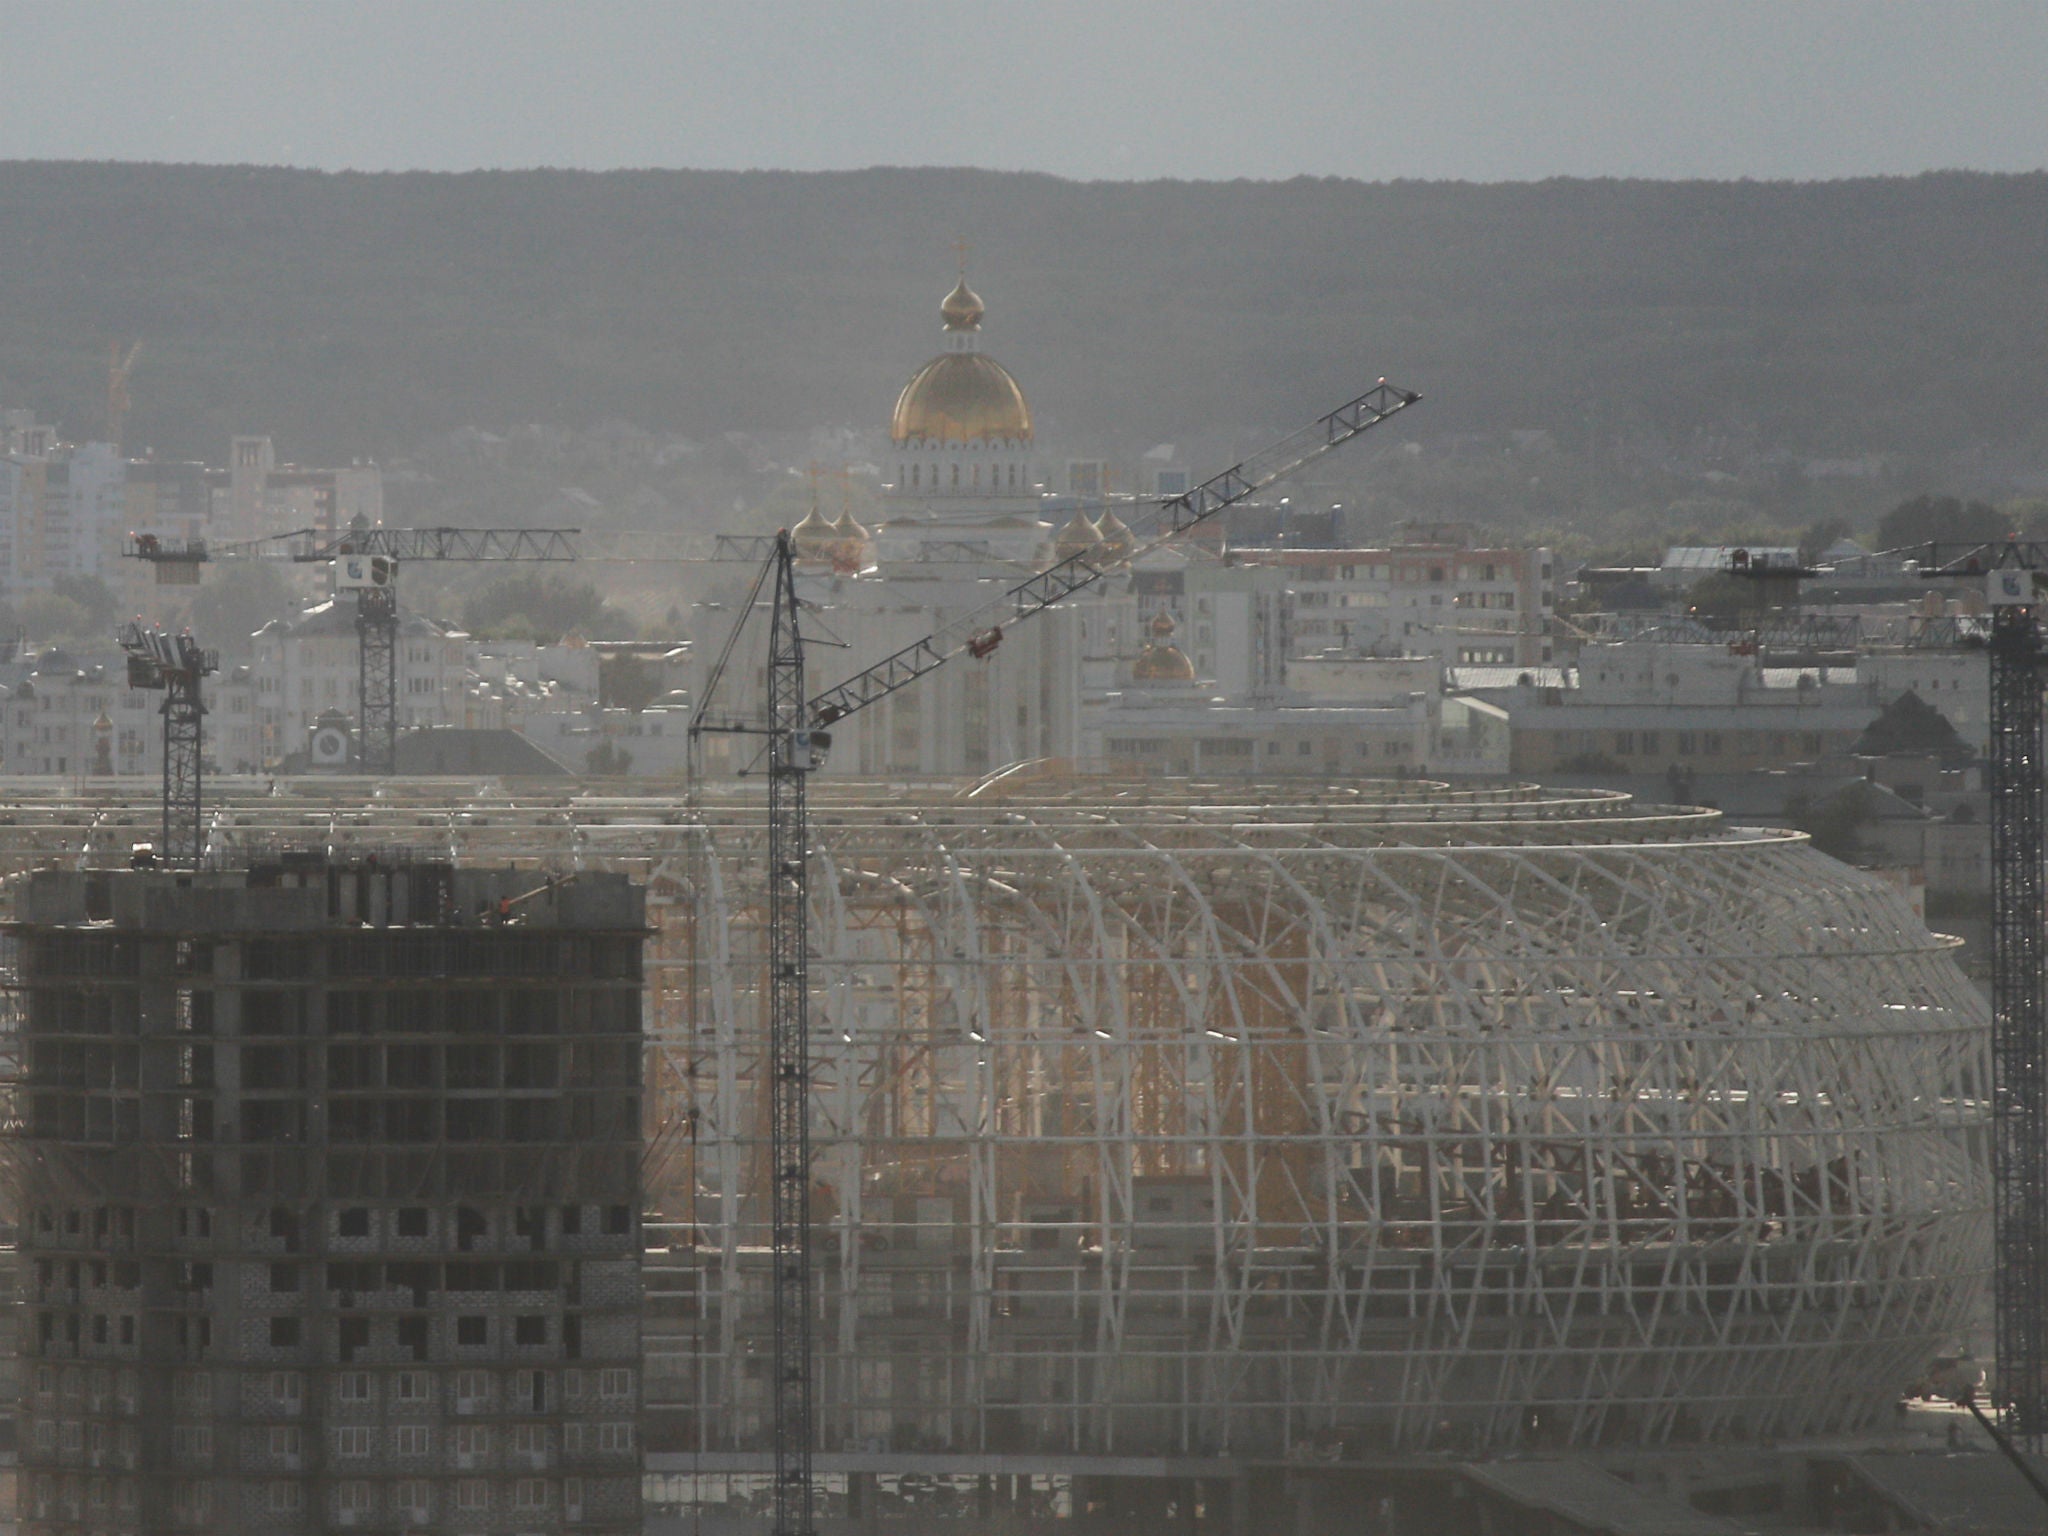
[784,273,1083,777]
[796,274,1052,569]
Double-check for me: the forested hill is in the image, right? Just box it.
[1,162,2043,469]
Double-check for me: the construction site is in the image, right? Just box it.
[0,770,2003,1533]
[0,378,2033,1535]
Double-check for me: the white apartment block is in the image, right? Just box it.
[1233,538,1556,668]
[251,603,468,765]
[0,421,385,601]
[1072,538,1553,699]
[0,653,258,776]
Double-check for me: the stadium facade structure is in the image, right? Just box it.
[0,775,1990,1516]
[6,857,645,1535]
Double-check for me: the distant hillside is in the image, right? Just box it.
[0,163,2043,477]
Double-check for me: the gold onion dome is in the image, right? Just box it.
[891,282,1034,445]
[1095,507,1136,564]
[1132,610,1196,684]
[829,508,871,569]
[791,504,839,563]
[940,279,984,330]
[1054,510,1102,563]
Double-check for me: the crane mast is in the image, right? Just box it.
[693,381,1419,1535]
[117,623,218,867]
[1921,540,2048,1447]
[763,534,817,1535]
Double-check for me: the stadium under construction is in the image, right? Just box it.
[0,772,1997,1534]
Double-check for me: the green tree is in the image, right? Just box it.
[1857,690,1969,759]
[1798,516,1854,564]
[51,574,116,630]
[462,575,630,643]
[15,592,92,643]
[1874,495,2010,554]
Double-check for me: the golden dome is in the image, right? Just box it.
[891,278,1033,446]
[1053,510,1101,563]
[1132,610,1196,684]
[941,279,984,331]
[791,504,838,564]
[892,354,1033,445]
[829,508,871,572]
[1095,508,1136,564]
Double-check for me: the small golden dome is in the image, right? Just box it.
[829,508,871,572]
[1054,510,1101,563]
[791,504,838,563]
[1132,610,1196,684]
[941,279,984,331]
[1095,508,1136,564]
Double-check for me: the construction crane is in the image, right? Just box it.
[106,340,141,451]
[116,622,217,867]
[127,518,578,773]
[692,379,1420,1535]
[1912,539,2048,1448]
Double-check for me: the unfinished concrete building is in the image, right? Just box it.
[8,856,646,1535]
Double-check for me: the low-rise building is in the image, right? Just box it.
[252,603,468,766]
[0,649,258,776]
[1477,640,1881,776]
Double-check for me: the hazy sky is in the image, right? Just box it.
[6,1,2045,182]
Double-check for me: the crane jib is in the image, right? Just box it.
[801,379,1419,730]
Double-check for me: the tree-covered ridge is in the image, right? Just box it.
[0,163,2042,480]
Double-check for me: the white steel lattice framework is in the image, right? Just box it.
[0,774,1991,1457]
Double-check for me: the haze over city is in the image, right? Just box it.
[0,7,2044,1536]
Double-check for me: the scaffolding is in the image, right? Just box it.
[0,773,1993,1474]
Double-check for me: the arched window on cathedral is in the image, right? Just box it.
[911,463,921,488]
[973,463,981,488]
[951,464,960,489]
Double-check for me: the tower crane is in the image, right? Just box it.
[692,380,1420,1536]
[116,622,217,867]
[1914,539,2048,1448]
[127,518,578,772]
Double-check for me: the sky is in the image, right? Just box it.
[3,0,2045,182]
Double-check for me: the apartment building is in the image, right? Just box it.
[12,858,647,1535]
[251,605,469,766]
[1479,640,1883,776]
[1231,534,1555,668]
[0,652,259,777]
